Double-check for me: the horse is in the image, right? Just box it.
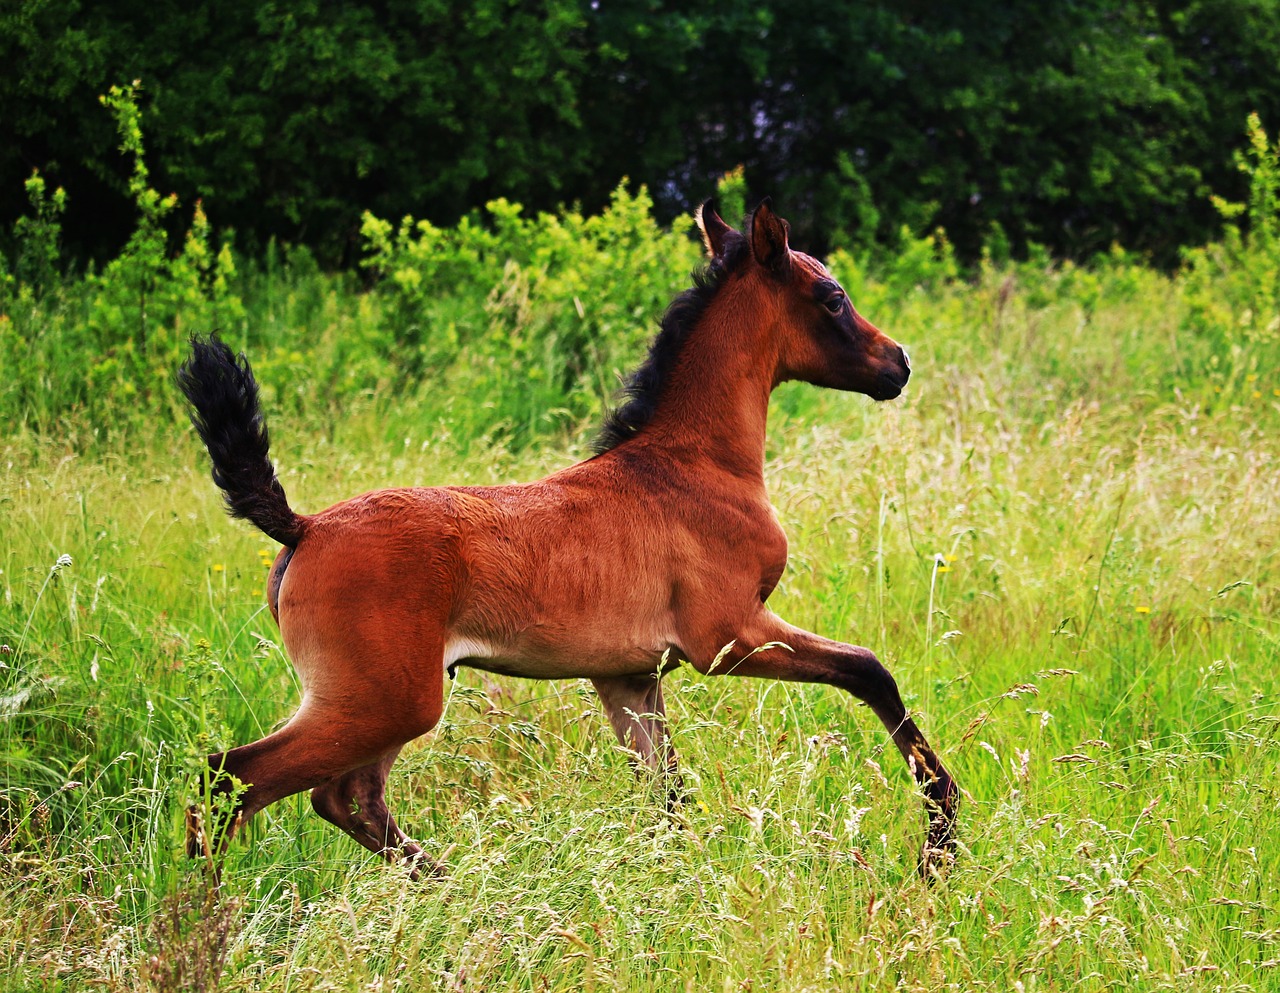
[178,200,957,877]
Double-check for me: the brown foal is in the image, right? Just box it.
[179,200,957,877]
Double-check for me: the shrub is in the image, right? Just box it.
[361,182,699,442]
[1180,113,1280,393]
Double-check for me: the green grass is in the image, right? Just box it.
[3,244,1280,991]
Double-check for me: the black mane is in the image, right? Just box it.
[592,236,749,454]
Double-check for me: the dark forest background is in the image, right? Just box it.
[4,0,1278,267]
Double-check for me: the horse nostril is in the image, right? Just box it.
[899,345,911,375]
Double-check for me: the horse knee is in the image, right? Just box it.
[311,774,392,844]
[835,647,905,710]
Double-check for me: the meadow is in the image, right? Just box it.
[2,133,1280,990]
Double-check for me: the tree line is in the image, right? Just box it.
[3,0,1278,267]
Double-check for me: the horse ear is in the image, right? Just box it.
[749,198,791,275]
[695,200,735,259]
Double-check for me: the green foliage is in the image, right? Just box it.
[12,170,66,295]
[713,166,747,229]
[5,104,1280,456]
[1,0,592,263]
[6,1,1280,266]
[91,80,179,337]
[0,84,254,426]
[362,182,699,442]
[2,96,705,445]
[1180,113,1280,391]
[813,151,881,255]
[81,81,185,404]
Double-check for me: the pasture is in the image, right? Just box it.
[2,195,1279,991]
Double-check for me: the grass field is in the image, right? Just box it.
[2,218,1280,991]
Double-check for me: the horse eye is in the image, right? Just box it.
[824,293,845,315]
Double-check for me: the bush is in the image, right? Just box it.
[1180,113,1280,394]
[361,182,699,442]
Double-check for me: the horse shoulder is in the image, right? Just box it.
[706,488,790,597]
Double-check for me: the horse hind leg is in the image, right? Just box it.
[186,702,376,857]
[186,530,453,870]
[187,690,441,866]
[592,672,683,807]
[310,746,435,878]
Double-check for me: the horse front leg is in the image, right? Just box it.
[691,611,958,874]
[592,672,683,807]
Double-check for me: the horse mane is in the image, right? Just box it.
[592,235,750,454]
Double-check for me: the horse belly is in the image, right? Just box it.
[443,641,670,681]
[446,593,679,680]
[449,515,683,678]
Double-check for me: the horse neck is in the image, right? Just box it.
[638,286,781,481]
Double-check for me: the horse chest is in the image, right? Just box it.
[694,499,789,603]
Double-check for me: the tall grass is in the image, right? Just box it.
[1,115,1279,990]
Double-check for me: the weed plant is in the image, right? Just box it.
[0,105,1278,991]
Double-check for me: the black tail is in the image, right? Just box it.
[177,334,304,548]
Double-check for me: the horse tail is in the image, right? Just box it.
[178,334,305,548]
